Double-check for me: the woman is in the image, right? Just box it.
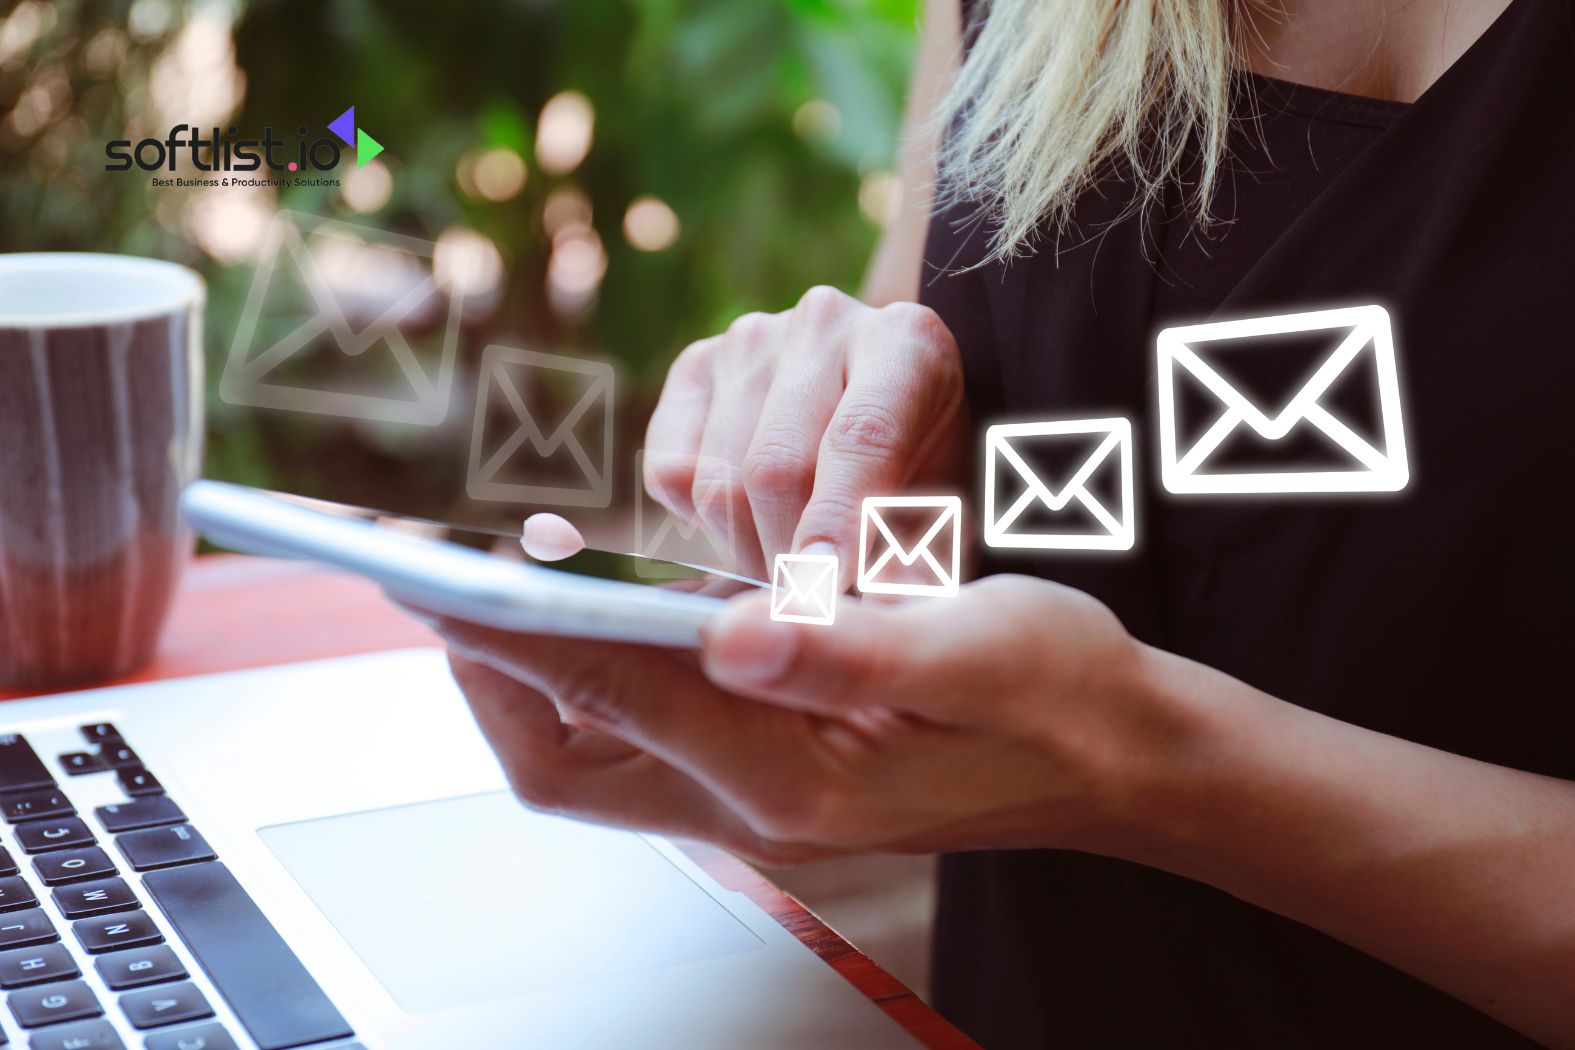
[429,0,1575,1045]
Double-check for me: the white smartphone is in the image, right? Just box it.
[180,480,755,648]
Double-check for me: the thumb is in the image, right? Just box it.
[700,591,954,720]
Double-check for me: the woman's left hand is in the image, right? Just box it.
[428,575,1187,865]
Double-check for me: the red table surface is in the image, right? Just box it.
[0,555,976,1049]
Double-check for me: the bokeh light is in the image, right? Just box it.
[0,3,56,73]
[472,147,527,202]
[792,99,843,142]
[148,8,243,132]
[547,225,607,317]
[184,187,275,263]
[341,159,393,213]
[542,185,592,238]
[623,196,680,252]
[536,90,594,175]
[858,171,902,226]
[434,225,506,303]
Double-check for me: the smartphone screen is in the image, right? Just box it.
[265,492,757,600]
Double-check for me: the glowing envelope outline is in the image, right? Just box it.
[465,344,615,508]
[771,552,839,626]
[220,211,464,425]
[1155,305,1409,495]
[633,450,741,578]
[856,495,962,597]
[983,418,1135,551]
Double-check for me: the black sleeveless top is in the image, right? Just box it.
[921,2,1575,1046]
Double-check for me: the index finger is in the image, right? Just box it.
[790,311,963,575]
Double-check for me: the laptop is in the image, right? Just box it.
[0,648,921,1049]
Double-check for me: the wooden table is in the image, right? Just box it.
[0,556,975,1049]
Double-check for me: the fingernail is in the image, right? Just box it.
[796,540,843,589]
[798,540,838,560]
[704,598,799,686]
[521,513,586,561]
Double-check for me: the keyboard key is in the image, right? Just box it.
[28,1018,125,1050]
[0,910,55,950]
[16,818,94,854]
[93,798,185,834]
[73,911,161,954]
[78,725,121,747]
[144,1023,236,1050]
[7,978,101,1027]
[58,752,104,777]
[114,768,162,798]
[0,944,76,988]
[93,945,184,990]
[0,737,52,794]
[52,879,137,920]
[34,848,116,886]
[0,790,72,825]
[0,849,15,877]
[0,879,36,914]
[95,745,140,771]
[143,863,352,1049]
[115,826,213,872]
[120,981,212,1029]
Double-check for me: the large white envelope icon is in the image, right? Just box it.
[466,345,614,508]
[983,418,1135,551]
[857,496,962,597]
[1156,305,1409,494]
[633,451,740,577]
[772,553,839,625]
[220,212,464,425]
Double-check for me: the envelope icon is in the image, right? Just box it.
[1156,305,1409,494]
[220,211,464,425]
[857,496,962,597]
[633,451,740,578]
[771,553,839,625]
[983,418,1135,551]
[466,345,614,508]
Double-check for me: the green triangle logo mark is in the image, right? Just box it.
[356,128,384,167]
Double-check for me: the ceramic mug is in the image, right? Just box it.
[0,253,205,689]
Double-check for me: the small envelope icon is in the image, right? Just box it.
[857,496,962,597]
[220,212,464,425]
[634,451,740,577]
[466,345,614,508]
[984,418,1135,551]
[772,553,839,625]
[1156,305,1409,494]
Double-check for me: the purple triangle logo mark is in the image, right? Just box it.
[328,106,355,147]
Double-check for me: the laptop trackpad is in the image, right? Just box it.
[259,791,762,1012]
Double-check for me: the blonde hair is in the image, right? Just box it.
[935,0,1240,262]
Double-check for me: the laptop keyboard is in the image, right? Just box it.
[0,727,359,1049]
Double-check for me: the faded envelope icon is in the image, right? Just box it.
[857,496,962,598]
[983,418,1135,551]
[1156,305,1409,494]
[220,212,465,425]
[633,451,740,578]
[466,345,614,508]
[771,553,839,626]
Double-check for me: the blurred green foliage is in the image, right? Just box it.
[0,0,918,515]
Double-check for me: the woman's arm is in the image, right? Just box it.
[860,0,960,306]
[1124,645,1575,1047]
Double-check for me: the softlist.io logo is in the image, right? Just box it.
[106,106,386,187]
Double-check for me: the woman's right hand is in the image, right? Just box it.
[642,285,968,582]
